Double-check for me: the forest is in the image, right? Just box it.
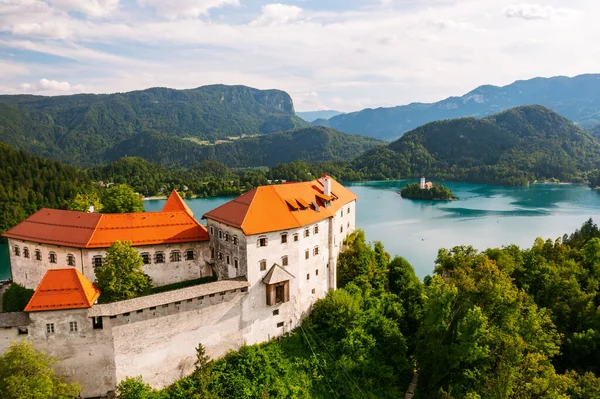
[106,220,600,398]
[400,183,455,200]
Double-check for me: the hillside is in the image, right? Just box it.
[351,105,600,185]
[590,123,600,139]
[0,142,91,234]
[325,74,600,140]
[0,85,307,166]
[105,126,382,168]
[296,110,343,122]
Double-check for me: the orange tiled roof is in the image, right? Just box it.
[162,190,194,217]
[203,176,357,235]
[24,269,101,312]
[2,191,208,248]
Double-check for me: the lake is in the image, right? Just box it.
[1,181,598,281]
[145,181,600,278]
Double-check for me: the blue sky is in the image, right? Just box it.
[0,0,597,111]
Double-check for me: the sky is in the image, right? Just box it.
[0,0,598,112]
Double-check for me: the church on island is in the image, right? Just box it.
[0,175,357,398]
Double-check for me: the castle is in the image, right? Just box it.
[0,175,357,398]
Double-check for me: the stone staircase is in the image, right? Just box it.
[404,371,418,399]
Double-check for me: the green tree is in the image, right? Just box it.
[94,241,152,303]
[101,184,144,213]
[0,341,80,399]
[2,283,34,312]
[68,192,103,212]
[116,376,157,399]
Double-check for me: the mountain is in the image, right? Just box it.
[106,126,383,168]
[296,110,343,122]
[351,105,600,185]
[0,85,308,166]
[589,124,600,139]
[327,74,600,140]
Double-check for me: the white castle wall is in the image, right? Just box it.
[7,240,210,290]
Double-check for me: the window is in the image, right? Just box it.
[314,225,319,234]
[266,281,290,306]
[304,229,310,238]
[341,209,344,217]
[49,252,57,264]
[282,256,288,266]
[67,254,75,266]
[273,309,279,316]
[155,252,165,264]
[347,222,350,229]
[307,273,310,280]
[218,230,223,239]
[305,250,309,260]
[233,236,238,246]
[170,250,181,262]
[347,207,351,214]
[316,269,319,276]
[69,321,78,332]
[23,247,29,259]
[234,258,239,269]
[340,225,344,233]
[93,255,103,268]
[312,288,316,294]
[281,233,288,244]
[313,246,319,256]
[293,234,299,242]
[226,255,230,265]
[92,317,103,330]
[260,260,267,271]
[210,247,215,259]
[209,226,214,235]
[141,253,151,264]
[258,237,268,247]
[35,249,42,261]
[218,252,223,261]
[13,246,20,256]
[186,249,195,260]
[225,233,230,242]
[277,321,284,328]
[46,323,55,334]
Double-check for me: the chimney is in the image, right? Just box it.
[323,175,331,196]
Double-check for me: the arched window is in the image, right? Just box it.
[35,249,42,261]
[13,246,20,257]
[23,247,30,259]
[49,252,57,264]
[170,250,181,262]
[67,254,76,266]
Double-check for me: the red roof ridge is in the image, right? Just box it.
[162,190,194,217]
[85,213,103,247]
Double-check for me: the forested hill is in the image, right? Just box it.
[0,85,307,166]
[590,123,600,139]
[0,142,91,234]
[323,74,600,140]
[351,105,600,185]
[106,126,382,168]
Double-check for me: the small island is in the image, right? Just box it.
[400,178,456,200]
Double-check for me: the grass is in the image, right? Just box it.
[145,274,218,296]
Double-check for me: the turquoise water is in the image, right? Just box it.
[0,243,9,281]
[146,181,600,278]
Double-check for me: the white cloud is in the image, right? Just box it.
[20,78,85,93]
[504,4,557,20]
[0,61,29,78]
[251,3,302,26]
[137,0,238,19]
[48,0,119,17]
[12,22,72,39]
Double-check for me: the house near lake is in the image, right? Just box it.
[0,175,357,398]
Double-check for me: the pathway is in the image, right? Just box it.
[404,371,418,399]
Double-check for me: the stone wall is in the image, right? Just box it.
[206,221,248,280]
